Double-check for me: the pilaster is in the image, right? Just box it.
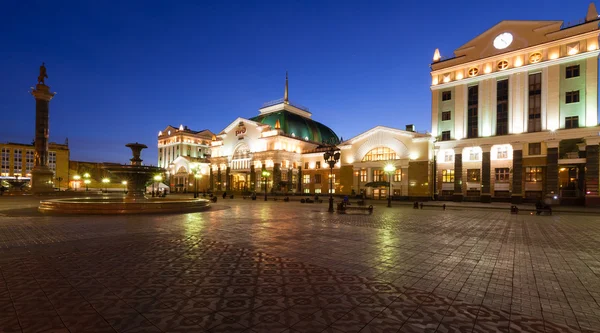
[453,152,463,202]
[481,144,491,203]
[511,143,523,204]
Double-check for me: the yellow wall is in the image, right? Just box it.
[0,142,69,189]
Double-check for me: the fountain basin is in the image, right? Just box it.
[39,197,210,215]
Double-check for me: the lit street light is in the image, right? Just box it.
[73,175,81,191]
[194,173,202,198]
[262,170,270,201]
[384,164,396,208]
[153,174,163,197]
[83,173,91,191]
[121,180,127,194]
[56,177,63,191]
[323,148,341,213]
[102,178,110,193]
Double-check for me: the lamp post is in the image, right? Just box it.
[56,177,63,191]
[83,173,90,191]
[262,170,270,201]
[384,164,396,208]
[73,175,80,191]
[153,174,163,197]
[323,147,341,213]
[102,178,110,193]
[194,173,201,198]
[121,180,127,194]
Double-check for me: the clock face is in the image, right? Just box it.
[493,32,513,50]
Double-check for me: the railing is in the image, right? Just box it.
[261,98,310,112]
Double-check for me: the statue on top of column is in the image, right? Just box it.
[37,62,48,85]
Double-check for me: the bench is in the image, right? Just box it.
[337,202,373,214]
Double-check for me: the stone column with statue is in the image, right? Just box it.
[30,63,56,194]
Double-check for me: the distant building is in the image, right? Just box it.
[0,141,69,189]
[430,3,600,205]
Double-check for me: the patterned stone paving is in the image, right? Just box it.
[0,196,600,332]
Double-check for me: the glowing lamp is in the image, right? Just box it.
[588,43,598,51]
[567,46,579,55]
[484,65,492,74]
[514,56,523,67]
[549,52,559,60]
[409,152,419,160]
[456,72,464,80]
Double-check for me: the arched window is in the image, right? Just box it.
[232,144,250,160]
[362,147,397,162]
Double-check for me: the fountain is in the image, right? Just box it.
[38,143,210,214]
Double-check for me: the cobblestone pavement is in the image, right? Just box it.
[0,196,600,332]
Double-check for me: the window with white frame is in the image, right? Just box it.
[444,151,453,162]
[1,148,10,176]
[303,174,310,184]
[360,169,367,182]
[496,147,508,159]
[25,150,34,174]
[13,149,22,175]
[469,150,480,161]
[48,151,57,172]
[495,168,510,182]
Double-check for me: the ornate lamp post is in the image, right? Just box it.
[102,178,110,193]
[83,173,90,191]
[73,175,80,191]
[384,164,396,208]
[153,174,163,197]
[323,148,341,213]
[262,170,270,201]
[121,180,127,193]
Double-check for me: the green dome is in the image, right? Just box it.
[251,111,339,145]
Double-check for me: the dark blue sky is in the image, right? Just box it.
[0,0,591,164]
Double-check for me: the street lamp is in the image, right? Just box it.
[121,180,127,193]
[323,147,341,213]
[153,174,163,197]
[83,173,91,191]
[73,175,80,191]
[102,178,110,193]
[262,170,270,201]
[384,164,396,208]
[56,177,63,191]
[194,173,202,198]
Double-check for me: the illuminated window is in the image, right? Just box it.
[468,67,479,77]
[25,150,34,174]
[566,65,580,78]
[442,169,454,183]
[360,169,367,182]
[467,169,481,182]
[362,147,397,162]
[497,60,509,70]
[13,149,22,175]
[372,169,384,182]
[304,188,310,194]
[48,151,56,172]
[281,171,288,181]
[1,148,10,175]
[497,147,508,159]
[315,189,321,194]
[526,167,543,182]
[495,168,510,182]
[529,52,542,63]
[393,169,402,182]
[303,174,310,184]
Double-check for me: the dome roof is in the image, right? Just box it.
[251,111,339,145]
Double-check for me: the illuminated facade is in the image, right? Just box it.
[431,4,600,205]
[0,142,69,189]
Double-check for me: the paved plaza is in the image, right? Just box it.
[0,197,600,332]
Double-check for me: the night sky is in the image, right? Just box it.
[0,0,592,164]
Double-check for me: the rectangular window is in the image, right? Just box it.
[316,161,321,169]
[360,169,367,182]
[496,79,509,136]
[497,147,508,159]
[304,162,308,169]
[442,169,454,183]
[441,131,451,141]
[393,169,402,182]
[13,149,22,175]
[444,151,453,162]
[48,151,57,172]
[565,91,580,104]
[441,111,451,121]
[467,169,481,182]
[373,169,384,182]
[495,168,510,182]
[529,143,541,155]
[303,174,310,184]
[467,85,478,138]
[525,167,543,182]
[528,73,542,132]
[314,174,322,183]
[566,65,580,79]
[0,148,9,176]
[565,116,579,129]
[314,188,321,194]
[469,151,480,161]
[442,91,452,101]
[281,172,288,181]
[303,188,310,194]
[25,150,34,174]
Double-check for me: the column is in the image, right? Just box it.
[250,165,256,191]
[481,145,491,203]
[511,143,523,204]
[209,169,214,191]
[546,140,559,200]
[366,167,372,197]
[30,73,56,194]
[453,148,463,202]
[585,137,600,206]
[297,166,302,192]
[217,167,222,191]
[287,168,293,190]
[273,163,281,191]
[225,167,231,191]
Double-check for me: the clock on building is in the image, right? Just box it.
[493,32,513,50]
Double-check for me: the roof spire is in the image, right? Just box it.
[284,71,289,104]
[587,2,598,21]
[433,49,441,62]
